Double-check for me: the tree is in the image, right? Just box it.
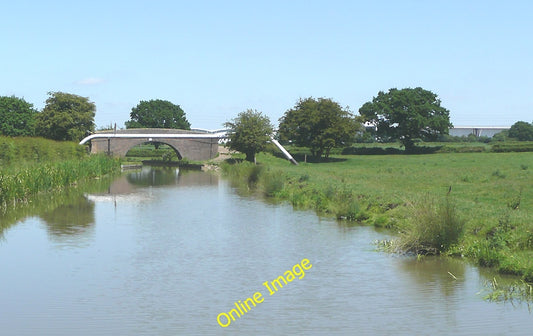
[508,121,533,141]
[125,99,191,129]
[224,109,274,163]
[278,97,361,159]
[359,87,452,152]
[35,92,95,141]
[0,96,38,136]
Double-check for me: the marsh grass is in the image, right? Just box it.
[396,196,464,254]
[0,155,119,208]
[481,277,533,309]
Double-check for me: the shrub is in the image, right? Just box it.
[341,146,403,155]
[0,136,85,164]
[0,137,15,164]
[492,142,533,153]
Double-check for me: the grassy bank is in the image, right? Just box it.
[0,136,85,165]
[0,137,120,208]
[221,151,533,282]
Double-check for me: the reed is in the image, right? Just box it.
[0,155,119,208]
[482,277,533,307]
[397,196,464,254]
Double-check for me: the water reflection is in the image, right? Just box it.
[87,166,218,203]
[125,166,218,188]
[1,169,532,335]
[0,177,112,239]
[126,166,181,187]
[40,196,95,236]
[396,256,467,298]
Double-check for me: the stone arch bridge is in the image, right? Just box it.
[79,129,225,161]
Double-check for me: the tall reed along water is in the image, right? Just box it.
[0,167,530,335]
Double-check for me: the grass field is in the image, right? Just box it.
[222,150,533,282]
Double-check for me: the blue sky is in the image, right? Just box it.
[2,0,532,129]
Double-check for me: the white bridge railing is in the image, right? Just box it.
[79,130,228,145]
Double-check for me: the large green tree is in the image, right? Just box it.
[224,109,274,163]
[278,97,361,159]
[125,99,191,129]
[508,121,533,141]
[0,96,38,136]
[359,87,452,152]
[35,92,95,141]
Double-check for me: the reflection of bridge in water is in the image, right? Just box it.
[86,167,218,203]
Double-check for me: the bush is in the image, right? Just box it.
[0,136,85,164]
[437,145,487,153]
[492,142,533,153]
[0,137,15,164]
[342,146,403,155]
[439,134,491,143]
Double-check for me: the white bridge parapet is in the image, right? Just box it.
[79,131,228,145]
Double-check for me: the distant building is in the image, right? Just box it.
[449,126,510,138]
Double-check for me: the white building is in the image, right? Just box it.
[449,126,510,138]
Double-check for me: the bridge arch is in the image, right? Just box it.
[123,140,183,159]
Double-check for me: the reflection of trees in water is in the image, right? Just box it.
[1,168,218,240]
[126,166,180,187]
[0,177,111,239]
[39,196,95,236]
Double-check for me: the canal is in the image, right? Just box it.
[0,167,531,335]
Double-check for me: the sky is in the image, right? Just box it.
[2,0,532,130]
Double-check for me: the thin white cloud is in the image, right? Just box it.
[76,77,106,85]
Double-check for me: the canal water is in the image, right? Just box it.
[0,167,531,335]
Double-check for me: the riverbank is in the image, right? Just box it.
[0,137,121,209]
[220,151,533,283]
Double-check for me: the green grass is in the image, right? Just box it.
[221,150,533,283]
[0,136,86,165]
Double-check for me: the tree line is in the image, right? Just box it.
[3,88,531,161]
[226,87,533,162]
[0,93,191,142]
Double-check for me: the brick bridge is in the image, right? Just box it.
[79,128,224,161]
